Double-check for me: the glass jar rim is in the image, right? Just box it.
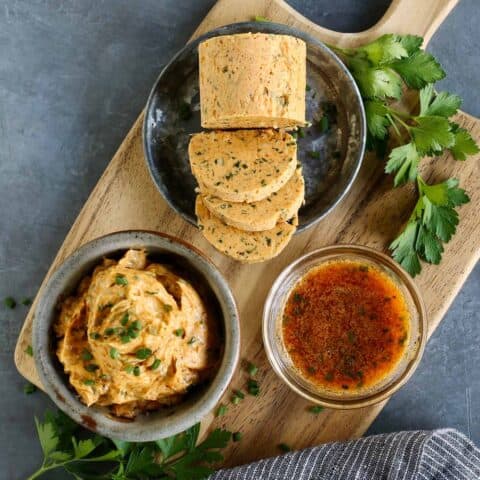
[262,244,428,409]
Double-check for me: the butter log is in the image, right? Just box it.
[199,33,306,129]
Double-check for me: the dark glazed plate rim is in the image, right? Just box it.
[143,21,366,234]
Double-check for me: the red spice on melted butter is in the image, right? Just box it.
[282,260,410,392]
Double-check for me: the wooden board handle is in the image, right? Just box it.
[194,0,459,48]
[366,0,459,46]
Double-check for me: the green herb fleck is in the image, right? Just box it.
[233,432,242,442]
[24,383,37,395]
[22,298,32,306]
[115,274,128,286]
[174,328,185,337]
[133,366,141,377]
[308,405,324,414]
[307,150,321,159]
[246,362,258,377]
[151,358,161,370]
[253,15,270,22]
[25,345,33,357]
[110,347,119,360]
[4,297,16,309]
[89,332,101,340]
[85,364,99,372]
[318,115,329,133]
[120,312,129,326]
[216,404,228,417]
[278,443,291,453]
[81,349,93,361]
[83,379,95,386]
[247,379,260,396]
[187,337,197,345]
[135,348,152,360]
[163,304,173,313]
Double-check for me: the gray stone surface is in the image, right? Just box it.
[0,1,478,478]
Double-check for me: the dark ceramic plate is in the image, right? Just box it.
[143,22,366,233]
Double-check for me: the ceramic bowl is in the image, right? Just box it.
[33,231,240,441]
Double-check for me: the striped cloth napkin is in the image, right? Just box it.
[210,429,480,479]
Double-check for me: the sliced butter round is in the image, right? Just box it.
[201,168,304,231]
[196,196,297,263]
[189,129,297,203]
[199,33,306,129]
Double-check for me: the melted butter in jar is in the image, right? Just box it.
[282,260,410,392]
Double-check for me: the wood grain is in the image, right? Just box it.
[15,0,480,467]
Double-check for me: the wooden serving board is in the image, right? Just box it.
[15,0,480,467]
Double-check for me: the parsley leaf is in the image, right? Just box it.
[449,123,480,160]
[390,51,445,89]
[29,410,231,480]
[410,116,454,155]
[419,84,462,117]
[365,100,390,139]
[358,34,409,64]
[385,143,420,186]
[390,178,470,276]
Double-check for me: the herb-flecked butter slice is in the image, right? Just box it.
[190,129,297,203]
[196,196,297,263]
[202,168,304,231]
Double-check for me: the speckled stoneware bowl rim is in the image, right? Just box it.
[33,230,240,441]
[263,245,427,409]
[143,21,366,234]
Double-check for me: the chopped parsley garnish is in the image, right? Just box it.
[163,304,173,313]
[83,379,95,386]
[120,334,131,344]
[25,345,33,357]
[124,364,134,374]
[85,364,99,372]
[278,443,291,453]
[247,379,260,396]
[308,405,324,414]
[297,127,306,138]
[104,327,115,336]
[81,349,93,361]
[109,347,119,360]
[318,115,329,133]
[133,366,141,377]
[4,297,16,309]
[120,312,129,326]
[232,432,242,442]
[246,362,258,377]
[135,348,152,360]
[115,274,128,286]
[89,332,101,340]
[174,328,185,337]
[187,337,196,345]
[216,404,228,417]
[22,298,32,306]
[151,358,161,370]
[131,320,142,330]
[24,383,37,395]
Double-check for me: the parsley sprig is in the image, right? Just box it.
[330,34,478,276]
[28,410,231,479]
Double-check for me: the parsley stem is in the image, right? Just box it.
[386,113,402,139]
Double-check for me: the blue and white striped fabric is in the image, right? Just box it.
[211,429,480,479]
